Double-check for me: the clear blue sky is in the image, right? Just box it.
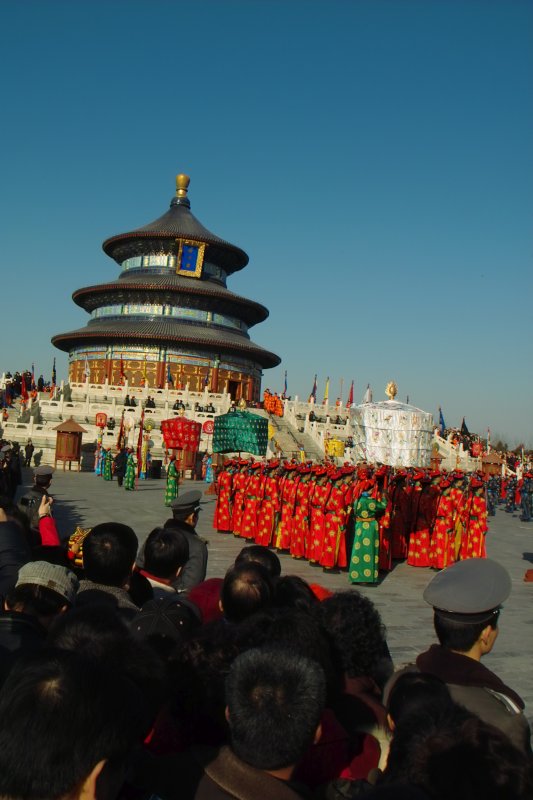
[1,0,531,445]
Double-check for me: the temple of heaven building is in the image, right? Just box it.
[52,175,280,400]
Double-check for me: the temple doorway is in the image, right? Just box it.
[227,380,241,400]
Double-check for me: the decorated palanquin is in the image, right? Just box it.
[349,383,434,468]
[160,416,202,471]
[212,410,268,456]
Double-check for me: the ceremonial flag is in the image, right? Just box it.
[438,407,446,436]
[346,380,354,408]
[20,372,28,404]
[51,358,57,387]
[322,377,330,405]
[309,374,317,402]
[283,370,288,398]
[487,427,491,453]
[167,363,173,385]
[119,355,125,385]
[31,363,36,391]
[116,410,126,450]
[137,410,145,477]
[84,354,90,379]
[142,357,147,386]
[363,384,372,404]
[460,417,470,437]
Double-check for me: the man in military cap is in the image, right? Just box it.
[163,490,208,591]
[387,558,531,753]
[18,465,54,531]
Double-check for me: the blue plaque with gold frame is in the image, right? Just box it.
[176,239,206,278]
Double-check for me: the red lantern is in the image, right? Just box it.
[95,412,108,429]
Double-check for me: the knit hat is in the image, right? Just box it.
[16,561,79,605]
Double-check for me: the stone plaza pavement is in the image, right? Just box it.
[24,468,533,726]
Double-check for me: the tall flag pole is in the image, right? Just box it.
[84,353,90,381]
[51,357,57,387]
[487,427,491,453]
[283,370,288,399]
[119,355,125,385]
[31,363,36,391]
[20,371,29,406]
[322,376,330,405]
[136,409,145,477]
[116,410,125,451]
[438,407,446,437]
[346,380,354,408]
[309,374,317,403]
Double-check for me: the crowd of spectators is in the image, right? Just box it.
[0,470,532,799]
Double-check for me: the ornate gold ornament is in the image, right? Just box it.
[385,381,398,400]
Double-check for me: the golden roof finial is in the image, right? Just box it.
[385,381,398,400]
[176,174,190,198]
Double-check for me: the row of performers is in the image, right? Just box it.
[213,459,488,584]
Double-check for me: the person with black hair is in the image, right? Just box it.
[219,562,273,623]
[234,544,281,578]
[144,647,326,800]
[77,523,141,620]
[0,648,149,800]
[378,698,533,800]
[138,527,189,599]
[272,575,317,613]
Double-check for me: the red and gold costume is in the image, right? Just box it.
[320,473,350,569]
[428,481,455,569]
[213,462,234,532]
[407,474,439,568]
[231,466,250,537]
[290,471,312,558]
[460,477,488,560]
[255,465,281,547]
[307,470,331,563]
[240,465,265,541]
[276,468,299,550]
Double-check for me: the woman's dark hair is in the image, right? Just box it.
[0,649,148,800]
[387,672,453,728]
[235,545,281,578]
[48,604,166,725]
[319,590,389,680]
[272,575,317,613]
[220,563,273,623]
[382,702,533,799]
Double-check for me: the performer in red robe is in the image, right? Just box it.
[307,467,331,563]
[407,471,439,567]
[290,466,313,559]
[276,464,299,550]
[213,460,234,532]
[240,462,265,541]
[231,461,250,537]
[320,469,351,569]
[388,471,411,560]
[460,474,488,560]
[428,476,455,569]
[255,461,281,547]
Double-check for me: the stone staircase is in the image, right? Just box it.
[254,409,324,462]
